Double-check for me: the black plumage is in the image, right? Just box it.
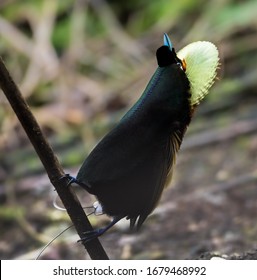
[71,44,192,239]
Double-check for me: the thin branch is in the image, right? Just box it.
[90,0,150,62]
[182,119,257,150]
[0,57,109,260]
[0,16,33,57]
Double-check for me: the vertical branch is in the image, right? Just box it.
[0,57,109,260]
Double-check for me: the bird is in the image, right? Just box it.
[67,33,219,242]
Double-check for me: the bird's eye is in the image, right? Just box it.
[181,59,187,71]
[177,59,187,71]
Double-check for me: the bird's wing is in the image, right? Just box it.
[136,126,185,229]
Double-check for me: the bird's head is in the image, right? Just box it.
[157,33,219,109]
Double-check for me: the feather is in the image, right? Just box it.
[177,41,219,107]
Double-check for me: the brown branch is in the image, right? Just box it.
[0,57,109,260]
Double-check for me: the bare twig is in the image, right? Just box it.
[0,57,109,260]
[182,119,257,150]
[21,0,59,96]
[184,171,257,201]
[90,0,150,62]
[0,16,33,56]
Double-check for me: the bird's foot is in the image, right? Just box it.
[59,174,78,187]
[78,228,106,243]
[78,215,125,242]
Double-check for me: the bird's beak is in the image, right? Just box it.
[163,33,186,71]
[163,33,173,50]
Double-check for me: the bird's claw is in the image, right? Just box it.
[78,229,104,243]
[59,174,77,187]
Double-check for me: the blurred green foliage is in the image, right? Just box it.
[0,0,256,174]
[0,0,256,171]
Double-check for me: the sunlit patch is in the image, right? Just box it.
[93,201,104,215]
[177,41,219,107]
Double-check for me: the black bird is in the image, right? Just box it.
[67,34,219,241]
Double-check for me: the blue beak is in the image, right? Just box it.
[163,33,172,50]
